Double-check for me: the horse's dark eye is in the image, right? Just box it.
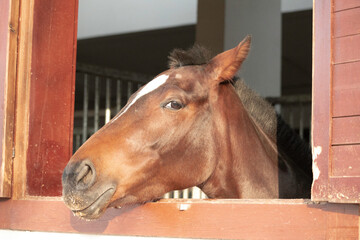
[164,101,183,110]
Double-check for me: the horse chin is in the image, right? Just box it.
[70,187,115,220]
[108,193,159,209]
[108,194,139,208]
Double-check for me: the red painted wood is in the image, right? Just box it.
[328,177,360,203]
[0,0,10,198]
[334,0,360,12]
[311,0,332,201]
[0,199,358,239]
[332,60,360,117]
[26,0,78,196]
[333,88,360,117]
[333,34,360,64]
[332,116,360,145]
[334,7,360,37]
[332,145,360,177]
[333,61,360,90]
[0,0,9,155]
[313,0,360,203]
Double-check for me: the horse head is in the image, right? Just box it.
[62,36,251,219]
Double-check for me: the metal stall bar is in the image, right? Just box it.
[127,81,133,100]
[82,73,89,143]
[75,134,81,150]
[299,102,304,139]
[137,82,142,90]
[173,190,180,199]
[191,187,202,199]
[163,192,170,199]
[94,76,100,132]
[116,79,122,113]
[74,64,153,151]
[182,188,189,199]
[105,78,111,124]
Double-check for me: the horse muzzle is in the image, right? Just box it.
[62,159,116,219]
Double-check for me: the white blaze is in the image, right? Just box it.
[111,74,169,122]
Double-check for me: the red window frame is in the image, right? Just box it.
[312,0,360,203]
[0,0,17,198]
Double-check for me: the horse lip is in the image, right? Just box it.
[72,187,115,219]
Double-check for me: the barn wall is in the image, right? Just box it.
[330,2,360,182]
[312,0,360,202]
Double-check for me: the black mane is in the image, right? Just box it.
[168,45,313,187]
[276,115,313,178]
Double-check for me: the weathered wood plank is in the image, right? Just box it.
[332,116,360,145]
[334,7,360,37]
[0,0,11,198]
[311,0,332,201]
[0,0,19,198]
[0,199,358,239]
[328,177,360,203]
[334,0,360,12]
[333,61,360,117]
[333,88,360,117]
[11,0,35,199]
[25,0,78,196]
[333,61,360,90]
[333,34,360,64]
[331,145,360,177]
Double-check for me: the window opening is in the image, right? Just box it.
[73,1,312,201]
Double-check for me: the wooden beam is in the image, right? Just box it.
[12,0,35,199]
[12,0,78,198]
[0,0,11,198]
[0,0,19,198]
[24,0,78,197]
[311,0,332,202]
[0,199,358,239]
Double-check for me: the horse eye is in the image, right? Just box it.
[164,101,183,110]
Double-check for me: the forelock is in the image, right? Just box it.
[168,44,212,69]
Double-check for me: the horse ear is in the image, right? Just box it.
[207,35,251,84]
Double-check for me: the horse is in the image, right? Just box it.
[62,35,313,220]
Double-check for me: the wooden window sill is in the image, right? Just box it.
[0,198,358,239]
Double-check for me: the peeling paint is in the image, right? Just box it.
[336,193,349,200]
[312,146,322,160]
[313,161,320,181]
[312,146,322,181]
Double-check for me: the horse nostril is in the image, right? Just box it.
[75,160,96,190]
[76,164,91,185]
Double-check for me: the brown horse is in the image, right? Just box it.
[62,36,312,219]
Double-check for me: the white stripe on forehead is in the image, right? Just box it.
[111,74,169,122]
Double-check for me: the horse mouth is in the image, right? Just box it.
[72,188,115,220]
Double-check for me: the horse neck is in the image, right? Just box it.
[201,84,279,199]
